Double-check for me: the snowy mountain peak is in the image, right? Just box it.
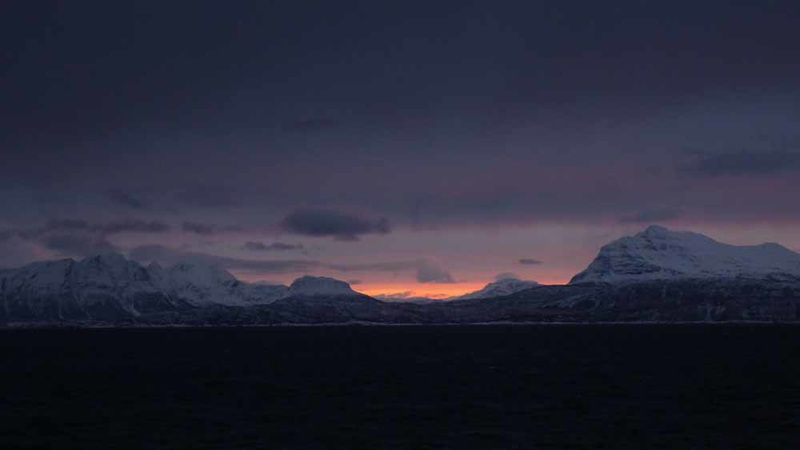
[455,277,540,300]
[167,261,237,286]
[77,252,138,278]
[570,226,800,284]
[289,276,357,297]
[642,225,669,236]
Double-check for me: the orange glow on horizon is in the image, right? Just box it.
[355,274,571,298]
[233,272,572,298]
[355,282,487,299]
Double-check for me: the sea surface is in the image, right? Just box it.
[1,325,798,449]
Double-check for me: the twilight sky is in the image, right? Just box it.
[2,1,800,296]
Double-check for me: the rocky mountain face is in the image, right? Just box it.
[3,226,800,326]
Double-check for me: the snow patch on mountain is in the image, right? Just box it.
[570,225,800,284]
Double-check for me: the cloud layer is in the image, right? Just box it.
[330,258,455,283]
[518,258,542,265]
[243,241,304,252]
[129,245,320,274]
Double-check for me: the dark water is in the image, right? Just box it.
[1,325,799,449]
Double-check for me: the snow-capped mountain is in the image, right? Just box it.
[454,277,540,300]
[0,254,177,321]
[0,253,341,322]
[570,225,800,284]
[149,260,288,307]
[4,226,800,326]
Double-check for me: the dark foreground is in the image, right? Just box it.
[1,326,798,449]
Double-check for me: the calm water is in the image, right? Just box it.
[1,325,799,449]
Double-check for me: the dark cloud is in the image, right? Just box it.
[282,118,340,132]
[686,151,800,177]
[0,218,172,260]
[108,189,145,209]
[620,208,682,224]
[243,241,304,252]
[347,279,363,285]
[415,260,455,283]
[279,208,391,241]
[129,245,320,274]
[329,258,455,284]
[3,1,800,274]
[518,258,543,265]
[182,221,243,236]
[494,272,520,281]
[43,234,119,257]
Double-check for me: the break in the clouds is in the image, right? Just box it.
[243,241,304,252]
[518,258,543,266]
[330,259,455,284]
[279,208,391,241]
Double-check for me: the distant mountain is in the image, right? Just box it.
[148,260,288,307]
[0,253,347,323]
[0,254,177,322]
[3,226,800,326]
[376,277,540,303]
[288,276,359,297]
[375,295,438,304]
[571,226,800,284]
[453,277,540,300]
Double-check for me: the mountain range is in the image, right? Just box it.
[2,225,799,326]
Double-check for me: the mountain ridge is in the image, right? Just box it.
[3,226,800,325]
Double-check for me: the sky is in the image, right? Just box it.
[2,1,800,297]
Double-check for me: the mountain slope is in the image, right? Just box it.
[4,226,800,326]
[0,253,294,322]
[571,226,800,284]
[0,254,176,322]
[454,277,540,300]
[150,261,288,307]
